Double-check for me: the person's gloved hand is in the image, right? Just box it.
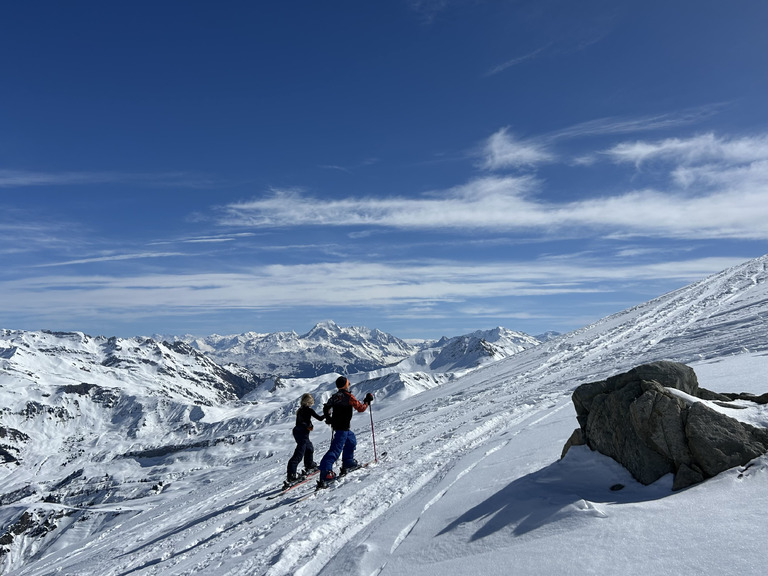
[364,393,374,405]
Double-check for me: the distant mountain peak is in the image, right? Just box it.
[303,320,343,340]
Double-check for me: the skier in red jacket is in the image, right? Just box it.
[317,376,373,489]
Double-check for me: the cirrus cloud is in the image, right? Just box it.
[217,168,768,240]
[480,128,555,170]
[604,133,768,168]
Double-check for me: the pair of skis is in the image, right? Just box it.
[265,469,320,500]
[267,451,388,502]
[293,451,388,504]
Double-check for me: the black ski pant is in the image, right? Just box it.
[287,427,315,477]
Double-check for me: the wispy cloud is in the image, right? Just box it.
[318,158,378,174]
[478,109,722,168]
[0,209,84,256]
[319,164,353,174]
[149,233,259,246]
[597,133,768,203]
[547,106,723,143]
[604,133,768,168]
[218,160,768,241]
[218,176,540,230]
[0,169,218,188]
[0,170,119,187]
[486,45,550,77]
[561,187,768,240]
[480,128,555,170]
[32,252,186,268]
[0,256,742,321]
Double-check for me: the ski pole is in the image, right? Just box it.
[369,401,378,463]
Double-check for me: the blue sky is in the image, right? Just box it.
[1,0,767,340]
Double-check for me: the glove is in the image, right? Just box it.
[364,393,374,405]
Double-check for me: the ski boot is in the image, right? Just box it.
[315,470,336,490]
[282,473,299,491]
[339,460,361,476]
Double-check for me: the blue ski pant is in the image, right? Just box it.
[319,429,357,474]
[287,427,315,477]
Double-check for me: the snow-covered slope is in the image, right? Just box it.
[1,255,767,576]
[347,327,541,400]
[0,332,261,516]
[409,326,540,373]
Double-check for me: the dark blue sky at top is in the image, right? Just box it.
[1,1,767,339]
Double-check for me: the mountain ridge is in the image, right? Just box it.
[158,321,541,382]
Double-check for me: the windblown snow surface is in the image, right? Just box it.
[2,255,768,575]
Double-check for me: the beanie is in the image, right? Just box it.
[335,376,349,388]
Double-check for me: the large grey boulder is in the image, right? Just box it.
[685,402,768,477]
[564,361,768,490]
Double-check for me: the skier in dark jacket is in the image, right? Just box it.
[317,376,374,489]
[285,393,325,488]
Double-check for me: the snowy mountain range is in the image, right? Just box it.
[1,255,767,575]
[160,322,541,381]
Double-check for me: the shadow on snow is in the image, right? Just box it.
[438,446,677,541]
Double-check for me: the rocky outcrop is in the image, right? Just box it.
[0,426,29,465]
[564,361,768,490]
[0,509,63,559]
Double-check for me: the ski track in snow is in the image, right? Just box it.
[245,384,568,576]
[57,385,567,576]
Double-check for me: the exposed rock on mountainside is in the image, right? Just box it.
[0,427,27,465]
[565,361,768,490]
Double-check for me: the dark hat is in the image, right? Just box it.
[335,376,349,388]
